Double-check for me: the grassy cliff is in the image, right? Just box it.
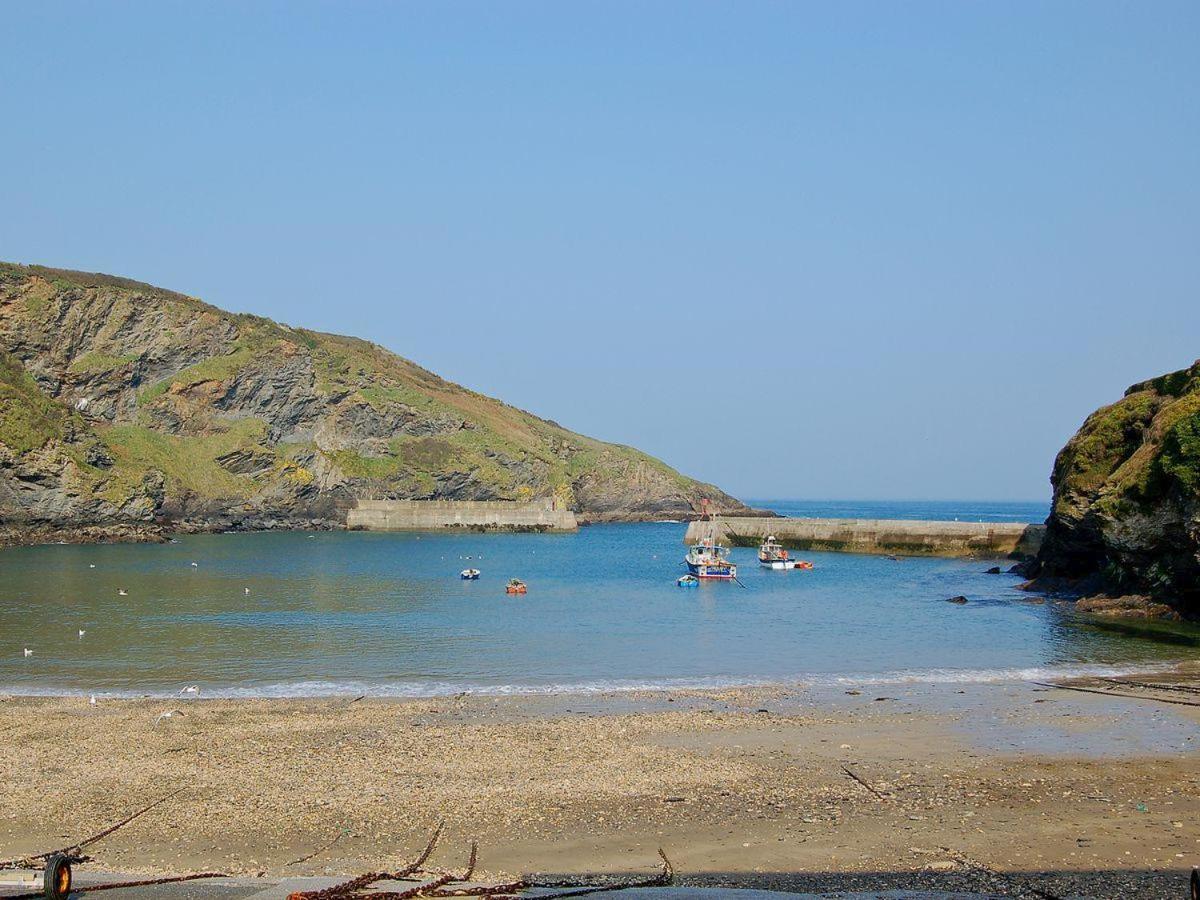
[0,263,750,532]
[1036,360,1200,612]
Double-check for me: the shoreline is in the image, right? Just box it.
[0,659,1192,701]
[3,673,1199,893]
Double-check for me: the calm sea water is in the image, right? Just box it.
[0,500,1192,698]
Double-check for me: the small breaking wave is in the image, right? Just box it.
[820,662,1175,687]
[0,661,1180,700]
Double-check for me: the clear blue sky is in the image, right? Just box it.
[2,2,1196,501]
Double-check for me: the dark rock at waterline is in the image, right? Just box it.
[985,566,1002,575]
[0,522,169,549]
[946,595,969,604]
[1076,594,1182,621]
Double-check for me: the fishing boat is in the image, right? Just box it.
[758,536,813,570]
[684,500,737,579]
[505,578,527,595]
[460,568,480,580]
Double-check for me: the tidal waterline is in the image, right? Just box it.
[1,516,1196,697]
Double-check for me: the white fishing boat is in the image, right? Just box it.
[758,535,812,570]
[685,500,737,579]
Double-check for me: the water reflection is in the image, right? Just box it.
[0,525,1195,696]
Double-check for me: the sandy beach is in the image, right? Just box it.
[2,672,1198,898]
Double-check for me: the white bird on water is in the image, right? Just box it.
[23,648,32,657]
[89,564,96,568]
[244,587,250,595]
[118,589,128,596]
[180,685,200,697]
[155,709,185,726]
[78,629,86,639]
[190,562,198,568]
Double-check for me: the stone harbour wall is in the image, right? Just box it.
[685,516,1045,558]
[347,498,578,532]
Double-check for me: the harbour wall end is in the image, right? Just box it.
[685,517,1045,558]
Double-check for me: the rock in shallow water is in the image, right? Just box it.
[1075,594,1182,620]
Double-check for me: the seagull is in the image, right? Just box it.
[23,648,32,657]
[190,562,198,568]
[88,564,96,568]
[118,589,128,596]
[89,694,97,707]
[243,588,250,595]
[78,629,86,639]
[180,685,200,697]
[155,709,185,726]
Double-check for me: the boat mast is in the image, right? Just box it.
[701,498,718,548]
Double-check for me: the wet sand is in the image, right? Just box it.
[1,674,1198,897]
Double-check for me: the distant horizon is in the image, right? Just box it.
[743,496,1049,504]
[2,2,1195,499]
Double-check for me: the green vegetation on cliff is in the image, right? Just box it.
[1037,359,1200,610]
[0,262,748,528]
[0,351,71,454]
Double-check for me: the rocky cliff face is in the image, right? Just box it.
[1034,360,1200,614]
[0,264,751,535]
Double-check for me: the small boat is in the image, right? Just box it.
[684,500,737,579]
[460,568,480,580]
[767,559,813,570]
[758,535,813,570]
[757,536,812,570]
[505,578,527,595]
[676,574,699,588]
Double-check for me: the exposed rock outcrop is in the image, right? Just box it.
[0,263,752,541]
[1075,594,1182,621]
[1031,360,1200,617]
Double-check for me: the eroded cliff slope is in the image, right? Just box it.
[0,264,749,534]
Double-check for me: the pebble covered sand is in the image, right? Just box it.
[1,676,1198,898]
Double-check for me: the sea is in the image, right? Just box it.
[1,499,1197,699]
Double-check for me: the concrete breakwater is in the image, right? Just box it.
[347,498,578,532]
[686,516,1045,558]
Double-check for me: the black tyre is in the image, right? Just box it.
[43,854,71,900]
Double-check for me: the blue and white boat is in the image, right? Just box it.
[685,541,737,579]
[460,568,480,580]
[684,502,737,579]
